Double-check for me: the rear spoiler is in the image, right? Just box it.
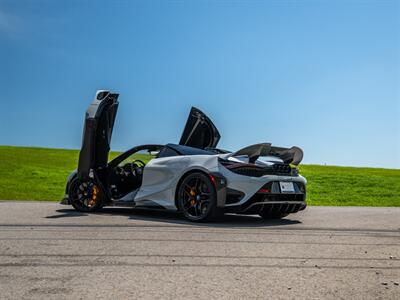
[229,143,304,165]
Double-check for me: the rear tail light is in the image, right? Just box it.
[219,158,295,177]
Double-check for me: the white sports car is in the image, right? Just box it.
[62,90,307,222]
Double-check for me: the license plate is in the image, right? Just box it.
[279,182,295,193]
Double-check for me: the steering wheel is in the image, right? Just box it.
[127,159,145,175]
[132,159,146,168]
[114,166,124,176]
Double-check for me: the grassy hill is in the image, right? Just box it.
[0,145,399,206]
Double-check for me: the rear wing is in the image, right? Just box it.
[229,143,303,165]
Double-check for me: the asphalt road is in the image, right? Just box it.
[0,202,399,299]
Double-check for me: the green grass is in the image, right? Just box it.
[0,145,399,206]
[299,165,400,206]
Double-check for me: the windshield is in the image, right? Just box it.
[117,149,158,167]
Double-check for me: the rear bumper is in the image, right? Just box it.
[225,193,306,214]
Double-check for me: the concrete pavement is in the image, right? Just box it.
[0,202,399,299]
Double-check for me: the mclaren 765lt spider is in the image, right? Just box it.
[62,90,307,221]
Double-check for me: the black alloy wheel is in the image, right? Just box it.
[177,172,219,222]
[69,177,103,212]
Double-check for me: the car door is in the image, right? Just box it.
[179,107,221,149]
[77,90,119,180]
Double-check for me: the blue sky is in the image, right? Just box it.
[0,0,399,168]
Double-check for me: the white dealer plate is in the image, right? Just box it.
[279,182,295,193]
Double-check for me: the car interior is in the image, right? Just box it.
[105,143,227,199]
[107,146,162,199]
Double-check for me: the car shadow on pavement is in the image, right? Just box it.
[128,208,302,228]
[46,210,90,218]
[47,207,301,227]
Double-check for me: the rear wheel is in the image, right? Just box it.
[68,177,103,212]
[177,172,220,222]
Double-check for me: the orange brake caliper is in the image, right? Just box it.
[89,185,98,207]
[190,189,196,206]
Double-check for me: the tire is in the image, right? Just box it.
[177,172,220,222]
[258,210,289,219]
[68,177,103,212]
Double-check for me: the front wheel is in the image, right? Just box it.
[68,177,103,212]
[177,172,220,222]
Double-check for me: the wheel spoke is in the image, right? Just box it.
[199,195,210,201]
[194,178,200,191]
[200,183,211,195]
[183,200,193,210]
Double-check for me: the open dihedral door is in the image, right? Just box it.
[179,107,221,149]
[77,90,119,180]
